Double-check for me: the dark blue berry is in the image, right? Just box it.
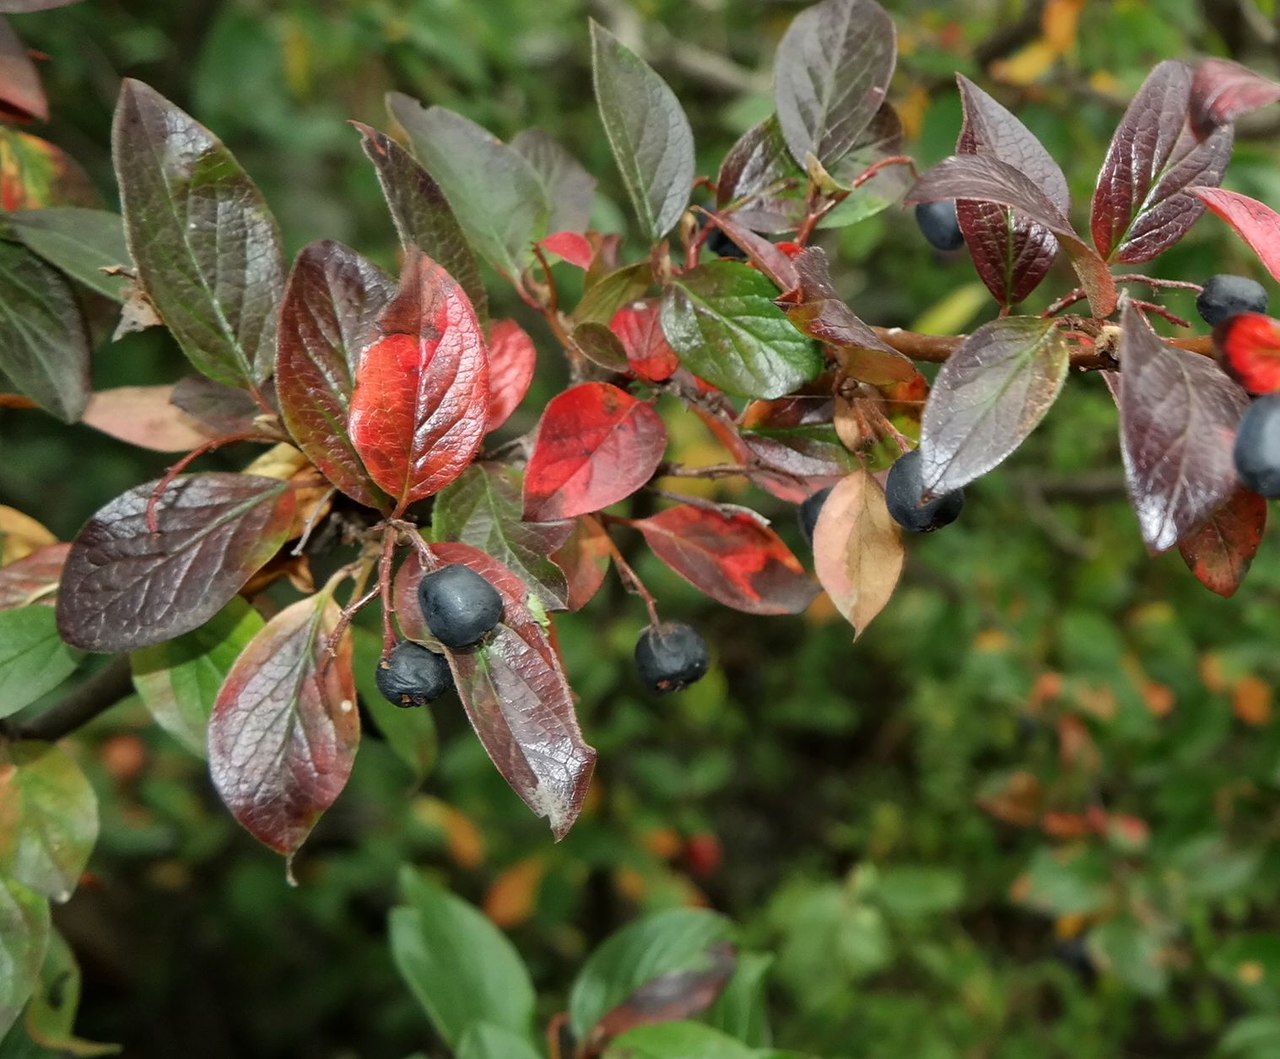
[1197,274,1268,326]
[798,486,833,547]
[418,564,503,649]
[885,448,965,533]
[635,621,709,694]
[915,200,964,251]
[704,225,748,261]
[1234,393,1280,497]
[375,640,453,707]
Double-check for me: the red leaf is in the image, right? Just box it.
[552,515,612,612]
[1178,486,1267,597]
[485,319,537,433]
[522,382,667,521]
[348,250,490,510]
[208,593,358,857]
[0,542,68,610]
[540,231,594,269]
[1214,312,1280,394]
[609,300,679,382]
[1192,58,1280,136]
[1191,187,1280,283]
[394,543,596,839]
[631,504,819,615]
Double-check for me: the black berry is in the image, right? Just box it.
[704,225,748,261]
[885,448,965,533]
[1197,274,1268,326]
[1234,393,1280,497]
[635,621,709,694]
[375,640,453,708]
[417,564,503,649]
[798,486,833,547]
[915,200,964,251]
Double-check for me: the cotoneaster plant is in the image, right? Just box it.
[5,1,1280,1039]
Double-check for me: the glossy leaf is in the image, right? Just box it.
[6,207,129,301]
[0,542,67,610]
[523,382,667,521]
[0,241,89,423]
[773,0,896,167]
[1178,487,1266,597]
[0,877,48,1040]
[1191,188,1280,283]
[56,473,295,652]
[590,20,695,241]
[81,385,213,452]
[485,319,537,433]
[131,598,265,758]
[812,468,903,639]
[919,317,1068,494]
[433,464,573,611]
[390,867,535,1050]
[277,239,393,509]
[511,128,595,235]
[955,75,1067,306]
[348,251,490,510]
[661,262,821,398]
[1091,61,1232,263]
[0,607,80,720]
[395,544,596,838]
[1117,305,1249,553]
[573,321,631,372]
[631,504,819,615]
[552,516,612,612]
[908,155,1117,316]
[388,93,547,280]
[741,393,858,480]
[1192,58,1280,135]
[0,741,97,901]
[610,300,679,382]
[113,79,284,387]
[207,591,357,857]
[350,627,437,781]
[354,121,487,319]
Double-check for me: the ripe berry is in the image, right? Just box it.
[375,640,453,708]
[417,564,503,649]
[1197,274,1268,326]
[635,621,709,694]
[704,225,748,261]
[884,448,965,532]
[1234,393,1280,497]
[915,199,964,251]
[797,486,833,547]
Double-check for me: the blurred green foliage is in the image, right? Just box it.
[6,0,1280,1057]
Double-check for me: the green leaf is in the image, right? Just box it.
[390,867,535,1049]
[0,607,81,721]
[0,878,48,1041]
[1090,917,1169,997]
[351,627,437,782]
[602,1020,765,1059]
[706,952,773,1048]
[574,262,652,326]
[1213,934,1280,1006]
[874,866,965,918]
[0,742,97,902]
[0,241,90,423]
[1221,1015,1280,1057]
[6,209,130,303]
[112,79,285,387]
[387,94,548,280]
[1019,846,1110,917]
[22,928,119,1056]
[130,598,265,758]
[569,908,734,1039]
[590,21,695,241]
[660,262,821,398]
[456,1022,541,1059]
[510,129,596,235]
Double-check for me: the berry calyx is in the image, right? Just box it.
[1196,274,1268,326]
[375,640,453,708]
[798,486,833,547]
[417,564,503,649]
[914,199,964,251]
[885,448,965,532]
[635,621,709,694]
[1234,393,1280,497]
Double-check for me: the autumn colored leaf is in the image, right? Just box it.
[700,210,799,292]
[539,231,594,269]
[0,507,54,564]
[0,17,45,122]
[631,504,819,615]
[740,390,858,480]
[812,467,904,638]
[0,127,96,211]
[610,300,679,382]
[575,261,652,326]
[56,473,295,652]
[81,385,213,452]
[552,516,613,612]
[1191,58,1280,137]
[277,239,394,509]
[207,591,358,858]
[1192,187,1280,284]
[348,250,490,510]
[573,322,631,372]
[1178,487,1267,597]
[486,319,537,433]
[523,383,667,521]
[0,542,67,610]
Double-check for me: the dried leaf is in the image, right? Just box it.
[0,542,67,610]
[81,385,213,452]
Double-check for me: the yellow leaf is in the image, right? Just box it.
[0,506,56,564]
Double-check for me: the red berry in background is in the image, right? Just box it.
[1215,313,1280,395]
[683,832,723,877]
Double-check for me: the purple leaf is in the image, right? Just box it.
[1117,305,1249,553]
[908,155,1117,316]
[169,375,265,435]
[1091,60,1233,264]
[1191,58,1280,137]
[773,0,896,167]
[277,239,394,509]
[56,473,296,652]
[511,129,596,235]
[919,317,1068,494]
[955,75,1068,306]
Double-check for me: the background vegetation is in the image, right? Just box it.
[8,0,1280,1056]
